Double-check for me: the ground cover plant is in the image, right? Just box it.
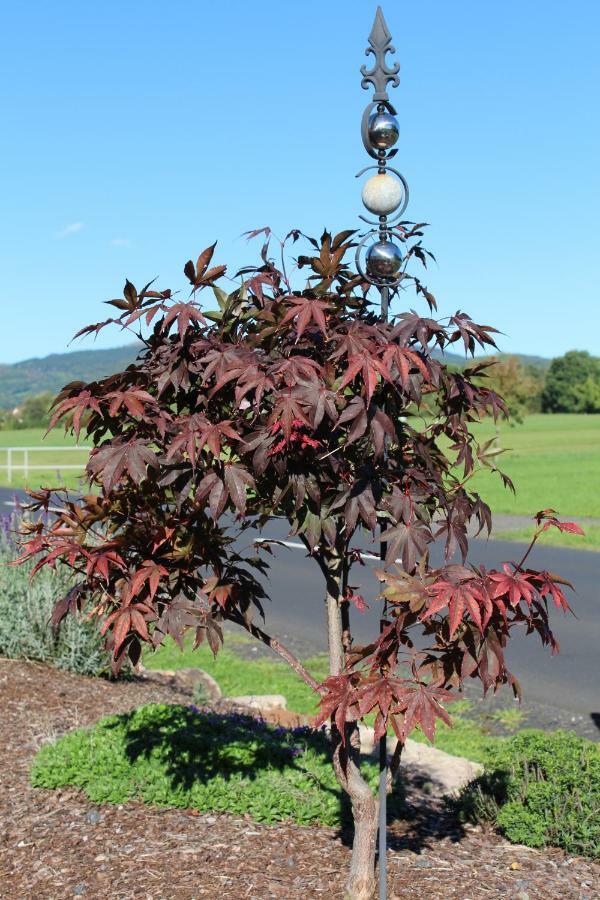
[0,513,107,675]
[31,703,405,827]
[455,729,600,857]
[16,226,581,898]
[146,634,494,762]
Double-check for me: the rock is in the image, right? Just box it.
[139,667,221,703]
[357,723,483,795]
[227,694,288,711]
[85,808,101,825]
[73,884,86,896]
[213,696,309,728]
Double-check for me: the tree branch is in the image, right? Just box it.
[386,738,404,793]
[226,607,323,694]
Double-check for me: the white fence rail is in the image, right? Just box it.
[0,446,91,483]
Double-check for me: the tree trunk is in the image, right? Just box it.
[323,551,344,676]
[332,722,379,900]
[346,785,379,900]
[322,552,379,900]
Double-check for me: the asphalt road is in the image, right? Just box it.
[2,486,598,720]
[245,518,599,717]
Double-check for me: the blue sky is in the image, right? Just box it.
[0,0,598,364]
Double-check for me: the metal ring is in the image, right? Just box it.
[355,165,410,220]
[354,230,405,288]
[361,100,398,160]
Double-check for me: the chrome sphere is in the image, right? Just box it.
[368,112,399,149]
[366,240,403,281]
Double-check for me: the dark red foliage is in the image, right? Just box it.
[15,226,580,746]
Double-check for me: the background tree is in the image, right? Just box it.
[17,227,580,899]
[8,391,55,429]
[541,350,600,413]
[477,355,543,422]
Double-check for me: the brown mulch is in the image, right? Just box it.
[0,660,598,900]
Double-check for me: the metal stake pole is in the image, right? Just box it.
[378,285,390,900]
[355,10,408,900]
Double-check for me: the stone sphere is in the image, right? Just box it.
[366,240,403,280]
[361,173,403,216]
[368,112,399,149]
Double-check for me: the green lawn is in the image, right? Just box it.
[145,634,493,762]
[497,524,600,552]
[463,414,599,520]
[145,632,330,718]
[2,415,597,547]
[0,428,90,490]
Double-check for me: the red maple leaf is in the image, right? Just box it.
[530,570,573,613]
[391,682,454,743]
[487,564,535,608]
[130,560,169,602]
[345,590,368,613]
[313,674,361,739]
[421,572,491,636]
[338,351,392,405]
[281,296,332,338]
[534,509,585,536]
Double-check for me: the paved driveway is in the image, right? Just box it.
[2,486,598,722]
[247,517,600,719]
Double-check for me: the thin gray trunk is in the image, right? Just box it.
[323,553,379,900]
[324,551,344,675]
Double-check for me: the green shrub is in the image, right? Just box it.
[0,513,108,676]
[454,729,600,857]
[31,703,405,827]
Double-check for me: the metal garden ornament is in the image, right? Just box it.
[357,8,405,899]
[356,5,408,311]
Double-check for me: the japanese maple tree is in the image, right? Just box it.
[17,225,581,899]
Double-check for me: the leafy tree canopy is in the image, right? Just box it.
[541,350,600,413]
[16,225,581,898]
[18,225,579,737]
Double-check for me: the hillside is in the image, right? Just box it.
[0,345,140,409]
[0,343,551,410]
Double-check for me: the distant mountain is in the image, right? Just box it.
[499,353,552,370]
[0,343,552,410]
[432,349,551,370]
[0,345,141,409]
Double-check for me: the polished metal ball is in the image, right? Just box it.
[361,173,403,215]
[366,240,403,280]
[368,112,399,149]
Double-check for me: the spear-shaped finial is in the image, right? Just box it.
[360,6,400,102]
[355,5,408,291]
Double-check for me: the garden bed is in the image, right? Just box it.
[1,658,598,899]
